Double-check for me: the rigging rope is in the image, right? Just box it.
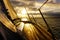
[38,0,56,40]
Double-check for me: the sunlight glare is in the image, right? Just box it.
[21,8,27,15]
[21,18,28,21]
[17,22,24,31]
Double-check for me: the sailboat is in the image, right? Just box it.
[0,0,56,40]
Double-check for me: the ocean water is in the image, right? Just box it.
[30,13,60,40]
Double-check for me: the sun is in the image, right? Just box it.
[21,8,27,15]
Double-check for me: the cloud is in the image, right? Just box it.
[22,0,36,1]
[53,0,56,3]
[48,0,56,3]
[10,0,36,7]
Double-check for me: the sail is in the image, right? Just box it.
[3,0,18,20]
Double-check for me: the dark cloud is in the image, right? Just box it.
[10,0,27,6]
[10,0,60,8]
[10,1,20,4]
[10,0,35,7]
[22,0,36,1]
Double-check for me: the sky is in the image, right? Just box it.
[10,0,60,12]
[11,0,60,3]
[10,0,60,6]
[10,0,60,7]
